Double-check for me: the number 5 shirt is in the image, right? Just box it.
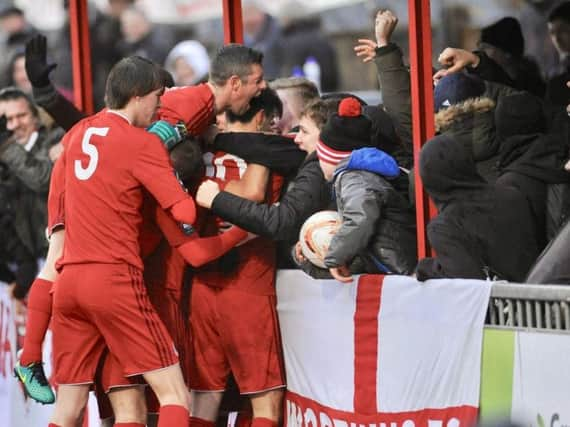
[59,110,190,270]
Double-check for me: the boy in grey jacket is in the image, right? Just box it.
[311,97,417,282]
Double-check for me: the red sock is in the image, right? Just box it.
[158,404,189,427]
[189,416,215,427]
[20,278,53,366]
[114,424,145,427]
[48,424,62,427]
[251,418,278,427]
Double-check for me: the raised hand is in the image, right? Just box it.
[354,10,399,64]
[375,9,398,47]
[354,38,378,63]
[434,48,480,85]
[25,34,57,88]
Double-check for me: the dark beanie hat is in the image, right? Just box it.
[317,97,373,164]
[480,17,524,57]
[433,72,486,113]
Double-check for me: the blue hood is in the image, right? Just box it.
[334,147,400,179]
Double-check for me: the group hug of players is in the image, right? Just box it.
[14,45,291,427]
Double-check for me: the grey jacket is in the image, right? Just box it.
[0,127,62,256]
[324,149,417,275]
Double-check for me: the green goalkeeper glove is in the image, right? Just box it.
[147,120,188,151]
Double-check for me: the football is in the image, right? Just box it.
[299,210,342,268]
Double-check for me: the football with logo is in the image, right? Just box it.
[299,210,342,268]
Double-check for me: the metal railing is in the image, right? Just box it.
[486,282,570,332]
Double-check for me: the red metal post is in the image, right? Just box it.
[408,0,437,259]
[222,0,244,44]
[68,0,94,115]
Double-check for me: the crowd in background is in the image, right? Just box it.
[0,0,570,310]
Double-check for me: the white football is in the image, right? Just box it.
[299,210,342,268]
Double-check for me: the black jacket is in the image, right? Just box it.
[416,134,540,282]
[494,92,570,248]
[211,151,331,242]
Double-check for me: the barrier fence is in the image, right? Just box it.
[486,283,570,331]
[1,273,569,426]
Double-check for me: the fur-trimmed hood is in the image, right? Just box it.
[435,97,496,133]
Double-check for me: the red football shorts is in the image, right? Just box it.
[146,283,192,385]
[52,263,178,385]
[94,350,145,420]
[188,281,285,394]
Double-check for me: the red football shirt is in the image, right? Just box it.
[158,83,215,136]
[47,151,66,236]
[196,150,284,295]
[59,110,189,270]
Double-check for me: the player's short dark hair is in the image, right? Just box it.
[225,87,282,124]
[300,98,336,130]
[0,86,39,118]
[105,56,164,109]
[549,2,570,24]
[169,138,203,184]
[209,44,263,86]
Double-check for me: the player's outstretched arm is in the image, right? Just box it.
[154,206,248,267]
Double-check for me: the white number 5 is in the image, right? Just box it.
[74,127,109,180]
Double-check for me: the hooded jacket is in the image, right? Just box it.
[375,42,517,185]
[324,147,417,275]
[416,134,539,281]
[494,92,570,248]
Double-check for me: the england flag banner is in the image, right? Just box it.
[276,271,492,427]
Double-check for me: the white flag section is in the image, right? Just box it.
[276,271,492,427]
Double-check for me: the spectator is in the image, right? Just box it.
[50,1,134,108]
[546,2,570,106]
[0,6,35,87]
[164,40,210,87]
[276,1,339,92]
[242,0,282,80]
[416,134,539,282]
[494,92,570,249]
[312,97,417,282]
[0,87,61,298]
[269,77,319,134]
[7,50,31,93]
[434,70,518,183]
[353,9,417,171]
[477,17,545,97]
[117,6,175,66]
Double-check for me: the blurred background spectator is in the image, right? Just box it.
[0,6,35,88]
[242,0,282,80]
[164,40,210,86]
[117,5,175,65]
[0,87,62,300]
[2,0,568,103]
